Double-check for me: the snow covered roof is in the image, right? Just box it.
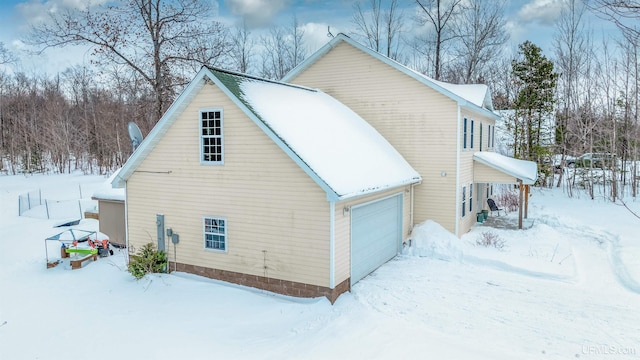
[473,152,538,185]
[113,67,421,201]
[92,168,125,201]
[283,33,497,117]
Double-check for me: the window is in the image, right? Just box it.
[491,126,495,148]
[204,217,227,251]
[470,119,474,149]
[201,110,223,163]
[469,183,473,213]
[462,186,467,217]
[487,125,491,148]
[479,124,483,151]
[463,118,468,149]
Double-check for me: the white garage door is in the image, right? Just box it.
[351,194,403,285]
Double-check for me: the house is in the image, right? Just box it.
[283,33,537,236]
[113,67,421,302]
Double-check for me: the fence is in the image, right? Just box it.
[18,190,43,216]
[18,184,95,220]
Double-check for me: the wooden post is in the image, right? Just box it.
[524,184,529,219]
[518,180,523,230]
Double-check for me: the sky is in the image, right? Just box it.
[0,0,619,76]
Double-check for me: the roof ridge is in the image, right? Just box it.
[205,66,317,93]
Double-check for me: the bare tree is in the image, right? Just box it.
[414,0,463,80]
[230,20,255,74]
[553,0,591,187]
[260,16,307,80]
[450,0,509,84]
[0,42,16,66]
[27,0,230,120]
[353,0,383,53]
[352,0,404,59]
[590,0,640,42]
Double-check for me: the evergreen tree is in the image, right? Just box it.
[512,41,558,165]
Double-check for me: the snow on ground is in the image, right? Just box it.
[1,173,639,359]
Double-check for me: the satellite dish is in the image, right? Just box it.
[128,122,143,152]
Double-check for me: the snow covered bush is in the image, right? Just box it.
[405,220,463,261]
[127,243,167,279]
[476,231,505,249]
[495,190,519,212]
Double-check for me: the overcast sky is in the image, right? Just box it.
[0,0,618,75]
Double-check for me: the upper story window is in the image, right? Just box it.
[470,119,475,149]
[201,110,223,164]
[463,118,468,149]
[487,125,492,148]
[480,124,483,151]
[491,125,495,148]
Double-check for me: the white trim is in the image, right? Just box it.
[455,106,461,236]
[203,215,228,253]
[329,201,335,289]
[124,184,130,263]
[199,108,225,165]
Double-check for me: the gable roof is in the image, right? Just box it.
[283,33,498,118]
[113,66,421,201]
[473,152,538,185]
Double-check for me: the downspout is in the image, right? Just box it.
[410,184,415,232]
[455,105,461,236]
[329,201,335,289]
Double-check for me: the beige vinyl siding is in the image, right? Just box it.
[473,162,519,184]
[126,83,331,287]
[289,42,458,233]
[459,110,497,234]
[333,187,411,285]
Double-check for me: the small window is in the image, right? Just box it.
[463,118,468,149]
[479,124,483,151]
[462,186,467,217]
[201,110,223,163]
[491,126,495,148]
[470,119,474,149]
[469,183,473,213]
[487,125,491,148]
[204,217,227,251]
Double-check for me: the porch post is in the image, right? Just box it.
[524,184,529,219]
[518,180,523,229]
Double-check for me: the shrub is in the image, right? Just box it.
[476,231,505,249]
[128,243,167,279]
[495,190,519,212]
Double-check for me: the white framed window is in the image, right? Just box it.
[469,183,473,213]
[470,119,475,149]
[487,125,491,148]
[462,185,467,217]
[463,117,468,149]
[200,109,223,164]
[491,126,495,148]
[479,124,483,151]
[204,216,227,251]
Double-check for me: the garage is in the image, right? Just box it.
[350,193,403,285]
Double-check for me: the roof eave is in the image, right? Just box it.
[473,154,537,185]
[111,67,210,188]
